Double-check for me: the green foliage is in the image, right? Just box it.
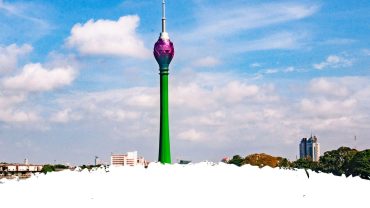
[278,158,292,169]
[347,150,370,180]
[292,158,319,171]
[227,146,370,180]
[228,155,243,167]
[41,164,69,174]
[80,165,101,170]
[54,164,69,170]
[41,165,55,173]
[318,146,358,176]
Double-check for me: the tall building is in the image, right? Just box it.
[94,156,102,166]
[110,151,147,167]
[153,0,174,164]
[299,135,320,161]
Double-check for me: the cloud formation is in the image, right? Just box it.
[176,2,317,63]
[309,78,350,97]
[42,70,370,161]
[193,56,220,67]
[50,108,81,123]
[0,93,40,123]
[2,63,76,92]
[0,109,39,123]
[313,55,353,70]
[0,44,32,72]
[67,15,150,59]
[192,2,318,38]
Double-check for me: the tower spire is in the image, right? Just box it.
[162,0,166,33]
[160,0,169,40]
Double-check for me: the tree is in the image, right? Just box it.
[347,150,370,180]
[41,165,55,173]
[228,155,244,167]
[227,153,291,168]
[54,164,69,170]
[319,147,358,176]
[242,153,288,168]
[292,158,319,171]
[278,158,292,169]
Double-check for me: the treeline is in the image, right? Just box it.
[41,164,103,173]
[41,164,70,173]
[227,147,370,180]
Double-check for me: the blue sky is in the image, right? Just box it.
[0,0,369,165]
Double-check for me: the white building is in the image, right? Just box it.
[6,165,17,172]
[17,165,29,172]
[0,163,43,172]
[111,151,148,167]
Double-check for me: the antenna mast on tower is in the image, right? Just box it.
[162,0,166,32]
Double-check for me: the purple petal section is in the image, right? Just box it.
[154,38,175,69]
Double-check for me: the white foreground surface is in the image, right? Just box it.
[0,162,369,208]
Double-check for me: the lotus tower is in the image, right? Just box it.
[153,0,174,164]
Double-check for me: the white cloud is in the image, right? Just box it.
[0,44,32,72]
[0,0,46,24]
[309,78,350,97]
[67,15,150,59]
[178,129,204,141]
[0,94,25,108]
[216,81,260,103]
[363,49,370,56]
[52,71,280,145]
[193,56,220,67]
[239,32,303,52]
[175,2,316,64]
[283,67,295,73]
[8,68,370,160]
[102,109,140,122]
[321,38,356,45]
[265,69,279,74]
[0,109,39,123]
[2,63,76,92]
[300,98,357,118]
[313,55,353,70]
[296,77,370,135]
[191,2,318,38]
[0,92,40,123]
[0,0,50,38]
[125,93,157,108]
[0,0,16,12]
[257,66,301,76]
[250,63,262,68]
[50,108,81,123]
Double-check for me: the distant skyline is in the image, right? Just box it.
[0,0,370,165]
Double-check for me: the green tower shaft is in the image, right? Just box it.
[154,0,174,164]
[158,71,171,163]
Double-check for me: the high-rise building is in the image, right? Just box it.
[299,135,320,161]
[110,151,148,167]
[94,156,102,166]
[154,0,174,164]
